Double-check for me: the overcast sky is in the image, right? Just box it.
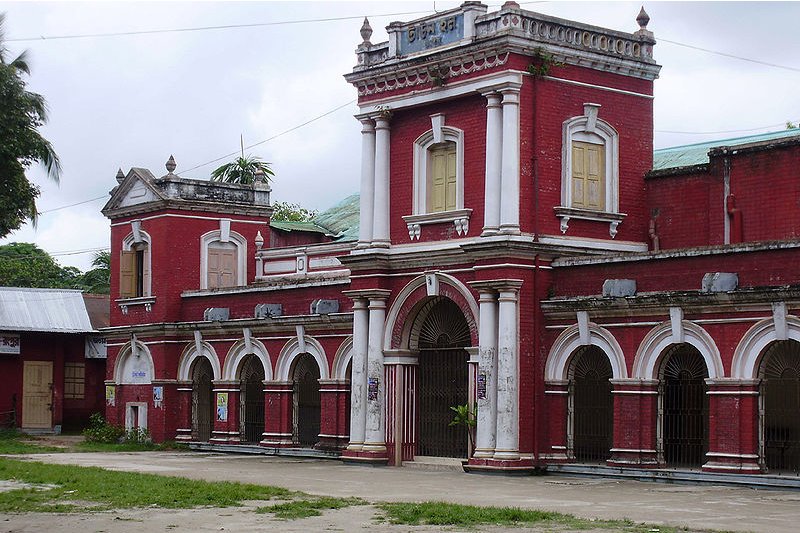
[2,1,798,271]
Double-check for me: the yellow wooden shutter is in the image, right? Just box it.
[207,247,221,289]
[571,141,605,210]
[219,247,237,288]
[429,143,457,213]
[141,246,150,297]
[120,250,136,298]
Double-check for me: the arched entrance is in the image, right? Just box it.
[569,346,613,463]
[759,340,800,473]
[659,344,709,468]
[191,357,214,441]
[239,354,265,444]
[415,297,470,458]
[292,353,321,447]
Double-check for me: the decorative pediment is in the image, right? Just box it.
[102,167,164,215]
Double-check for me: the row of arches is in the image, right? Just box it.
[557,325,800,472]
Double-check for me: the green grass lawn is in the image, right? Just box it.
[0,430,63,455]
[0,457,295,512]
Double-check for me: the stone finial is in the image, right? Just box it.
[502,1,520,8]
[636,6,650,30]
[360,17,373,45]
[165,155,176,174]
[115,168,125,183]
[254,230,264,250]
[254,168,266,183]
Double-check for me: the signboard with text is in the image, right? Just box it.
[399,13,464,56]
[0,333,20,355]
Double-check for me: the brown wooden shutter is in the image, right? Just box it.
[207,247,221,289]
[120,250,136,298]
[219,248,237,288]
[571,141,605,210]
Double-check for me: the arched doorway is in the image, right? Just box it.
[415,297,470,458]
[569,346,613,463]
[759,340,800,473]
[292,353,321,447]
[659,344,708,468]
[239,354,265,444]
[191,357,214,441]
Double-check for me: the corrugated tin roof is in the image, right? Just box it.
[0,287,95,333]
[312,193,360,242]
[653,129,800,171]
[269,220,332,235]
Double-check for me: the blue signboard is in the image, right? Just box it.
[399,13,464,55]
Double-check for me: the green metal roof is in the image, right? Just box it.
[653,129,800,171]
[269,193,360,242]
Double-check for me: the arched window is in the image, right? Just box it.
[412,119,465,215]
[120,229,151,298]
[556,103,623,237]
[200,228,247,289]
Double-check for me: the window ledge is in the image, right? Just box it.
[402,209,472,240]
[553,206,626,238]
[115,296,156,314]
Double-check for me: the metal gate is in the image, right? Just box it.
[760,340,800,474]
[239,355,265,444]
[191,358,213,441]
[659,345,708,468]
[570,346,613,463]
[415,297,471,458]
[292,353,321,447]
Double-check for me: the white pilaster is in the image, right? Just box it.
[494,287,520,460]
[347,298,369,451]
[358,119,376,247]
[363,296,388,452]
[473,290,498,458]
[482,92,503,236]
[372,116,391,247]
[499,88,521,234]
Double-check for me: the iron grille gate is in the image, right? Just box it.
[292,354,321,447]
[240,355,265,444]
[191,359,213,441]
[570,347,613,463]
[760,340,800,474]
[660,345,708,468]
[417,348,469,458]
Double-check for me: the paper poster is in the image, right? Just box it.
[216,392,228,421]
[153,386,163,409]
[368,377,379,401]
[105,385,116,406]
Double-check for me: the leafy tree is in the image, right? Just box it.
[271,201,318,222]
[210,136,274,185]
[787,121,798,130]
[77,250,110,294]
[0,242,79,288]
[0,13,61,237]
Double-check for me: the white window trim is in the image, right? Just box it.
[200,229,247,290]
[558,104,622,238]
[122,229,152,298]
[412,124,465,216]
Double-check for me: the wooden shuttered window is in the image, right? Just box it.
[207,243,237,289]
[429,143,457,213]
[120,250,137,298]
[64,363,85,400]
[571,141,605,210]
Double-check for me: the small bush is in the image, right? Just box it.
[82,413,124,444]
[124,426,151,444]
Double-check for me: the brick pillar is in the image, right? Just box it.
[210,381,239,444]
[703,379,761,474]
[608,379,659,467]
[318,380,349,450]
[175,381,192,441]
[154,380,180,441]
[542,381,569,462]
[262,381,293,447]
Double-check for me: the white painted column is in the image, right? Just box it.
[358,119,376,247]
[372,116,391,247]
[363,296,388,452]
[499,88,521,234]
[473,290,498,458]
[494,287,520,460]
[482,92,503,236]
[347,298,369,451]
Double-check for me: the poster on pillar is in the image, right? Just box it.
[216,393,228,421]
[368,377,379,401]
[477,373,487,400]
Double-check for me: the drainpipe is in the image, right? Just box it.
[722,151,731,245]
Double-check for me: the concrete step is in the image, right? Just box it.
[188,442,341,460]
[402,456,465,472]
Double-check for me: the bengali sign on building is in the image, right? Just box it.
[399,13,464,56]
[0,333,20,355]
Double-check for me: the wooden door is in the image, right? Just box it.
[23,361,53,429]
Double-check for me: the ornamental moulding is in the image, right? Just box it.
[356,52,510,97]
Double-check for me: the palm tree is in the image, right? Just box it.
[0,13,62,236]
[210,136,274,185]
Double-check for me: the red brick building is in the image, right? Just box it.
[102,2,800,476]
